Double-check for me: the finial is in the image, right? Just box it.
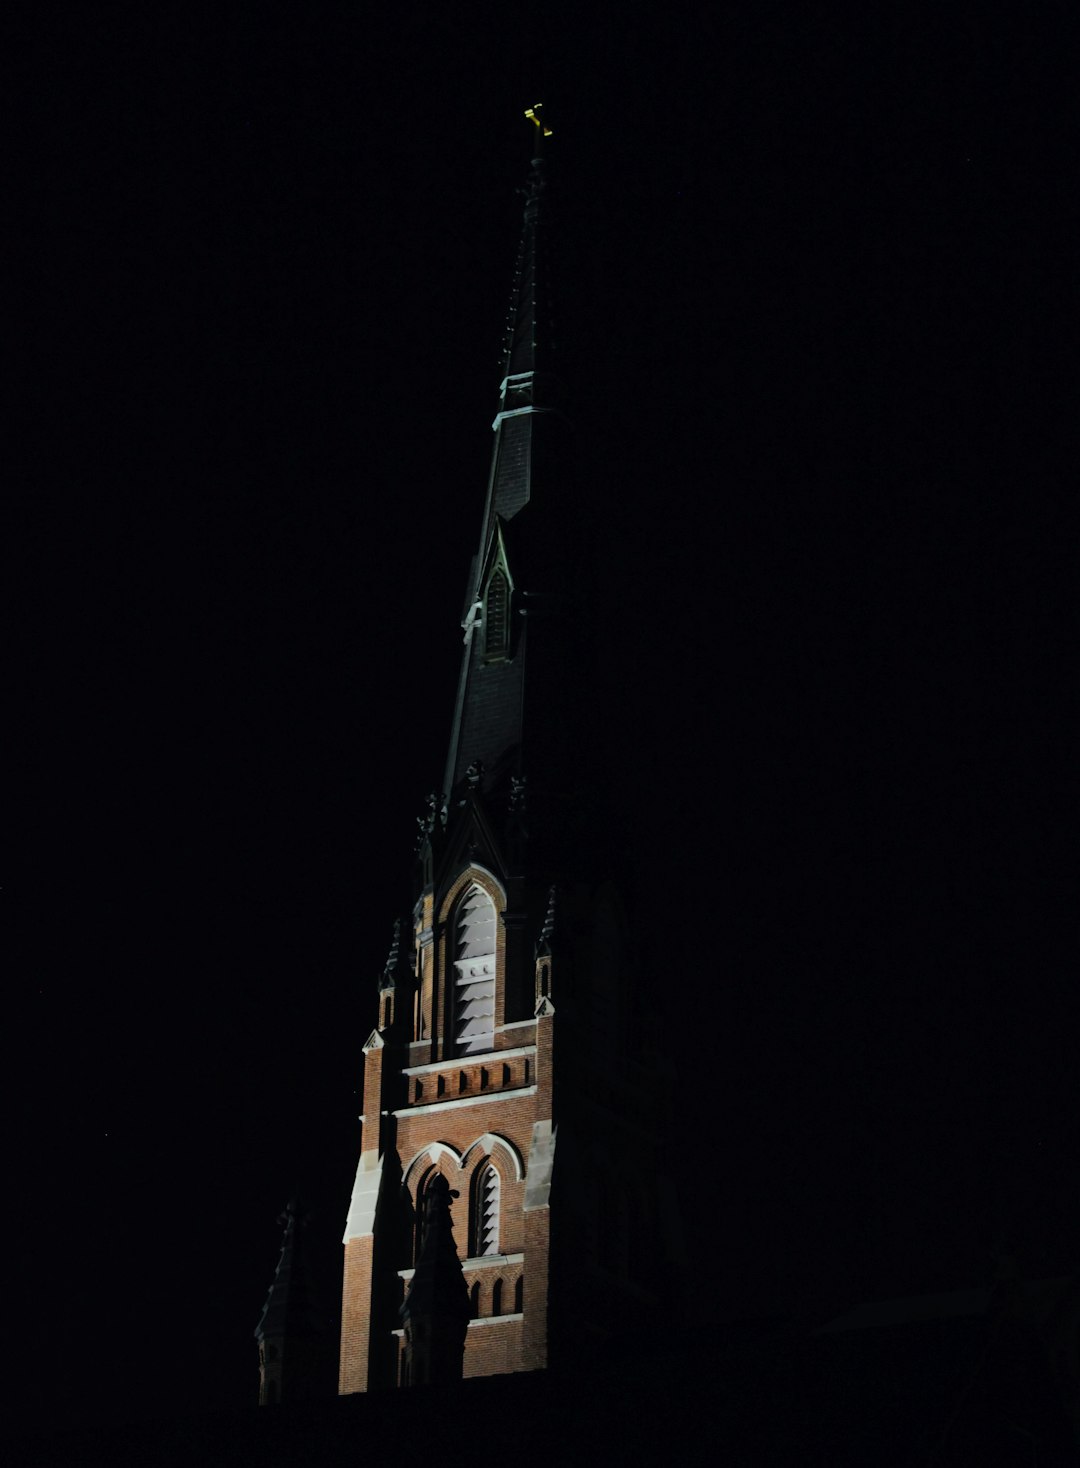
[535,884,557,959]
[524,104,553,141]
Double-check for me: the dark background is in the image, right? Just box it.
[14,0,1073,1434]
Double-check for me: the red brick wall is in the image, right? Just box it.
[463,1317,527,1377]
[340,862,570,1393]
[339,1235,375,1393]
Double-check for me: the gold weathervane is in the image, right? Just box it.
[524,104,553,138]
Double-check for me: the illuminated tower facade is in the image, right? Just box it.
[339,115,680,1393]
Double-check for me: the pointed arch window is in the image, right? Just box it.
[470,1159,501,1257]
[453,884,496,1055]
[413,1166,439,1265]
[483,569,510,661]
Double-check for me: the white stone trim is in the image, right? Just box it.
[464,1251,524,1270]
[460,1132,525,1181]
[400,1140,463,1189]
[461,599,483,638]
[393,1084,537,1119]
[499,1019,537,1033]
[491,405,542,429]
[402,1045,535,1077]
[523,1120,556,1211]
[391,1315,524,1339]
[342,1149,383,1243]
[398,1252,524,1281]
[440,863,505,913]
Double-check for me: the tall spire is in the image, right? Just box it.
[442,107,567,804]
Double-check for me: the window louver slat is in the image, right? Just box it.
[478,1164,500,1256]
[484,571,509,659]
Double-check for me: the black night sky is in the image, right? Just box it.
[14,1,1073,1438]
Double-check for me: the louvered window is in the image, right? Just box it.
[484,570,509,659]
[471,1161,500,1257]
[454,885,495,1055]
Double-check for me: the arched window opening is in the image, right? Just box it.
[470,1159,501,1258]
[492,1278,504,1316]
[484,570,510,660]
[513,1277,524,1313]
[469,1281,480,1318]
[413,1167,439,1265]
[454,885,495,1055]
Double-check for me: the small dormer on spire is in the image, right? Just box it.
[479,518,516,663]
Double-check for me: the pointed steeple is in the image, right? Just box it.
[494,105,559,434]
[443,106,569,806]
[338,113,681,1398]
[399,1175,471,1385]
[254,1198,327,1404]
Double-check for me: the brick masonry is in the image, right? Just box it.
[339,860,558,1392]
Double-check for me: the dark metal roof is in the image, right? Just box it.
[442,137,567,805]
[253,1199,323,1343]
[399,1175,471,1327]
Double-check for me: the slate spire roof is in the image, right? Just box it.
[399,1174,471,1330]
[254,1198,322,1344]
[443,110,567,806]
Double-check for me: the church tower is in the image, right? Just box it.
[339,110,680,1394]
